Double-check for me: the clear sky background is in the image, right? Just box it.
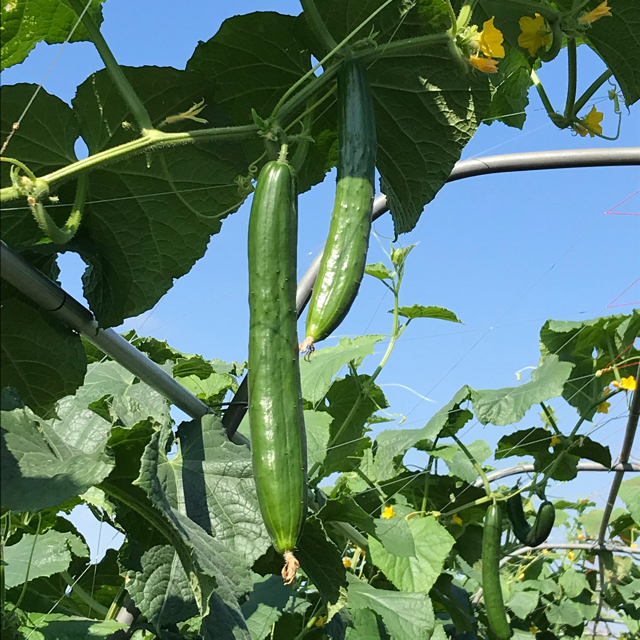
[2,0,639,562]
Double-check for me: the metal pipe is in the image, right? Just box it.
[0,240,250,446]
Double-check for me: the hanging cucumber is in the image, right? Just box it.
[248,145,307,584]
[506,494,555,547]
[300,58,377,353]
[482,502,511,640]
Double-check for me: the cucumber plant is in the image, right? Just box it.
[247,145,307,584]
[300,58,377,353]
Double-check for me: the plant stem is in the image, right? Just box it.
[444,0,457,34]
[14,513,41,610]
[531,69,560,122]
[540,402,561,435]
[0,157,37,181]
[299,0,338,57]
[451,434,492,497]
[574,69,613,115]
[67,0,152,131]
[354,467,387,504]
[564,38,578,120]
[420,450,437,514]
[352,33,451,62]
[60,571,110,618]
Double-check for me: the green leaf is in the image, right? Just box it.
[1,0,105,70]
[345,606,388,640]
[580,508,604,539]
[69,66,249,327]
[241,574,309,640]
[545,600,583,627]
[318,498,377,537]
[508,590,539,619]
[123,544,199,631]
[396,305,462,324]
[296,517,347,606]
[588,0,640,105]
[431,574,474,634]
[539,311,640,421]
[1,397,114,512]
[319,375,388,476]
[559,568,590,599]
[1,84,81,246]
[369,516,455,593]
[471,355,574,426]
[1,298,86,416]
[619,476,640,525]
[485,47,535,129]
[300,335,385,404]
[390,245,416,269]
[17,614,126,640]
[167,416,271,565]
[346,573,435,640]
[365,262,394,281]
[433,440,492,484]
[304,409,333,473]
[371,386,472,481]
[4,529,87,589]
[178,371,237,407]
[374,516,416,557]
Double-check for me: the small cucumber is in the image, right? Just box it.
[506,494,555,547]
[248,148,307,583]
[301,58,376,352]
[482,502,511,640]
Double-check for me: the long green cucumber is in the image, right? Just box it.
[248,147,307,583]
[482,502,511,640]
[301,58,376,352]
[507,494,555,547]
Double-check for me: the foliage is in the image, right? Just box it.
[1,1,639,639]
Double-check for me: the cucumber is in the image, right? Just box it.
[248,148,307,584]
[300,58,377,352]
[506,494,555,547]
[482,502,511,640]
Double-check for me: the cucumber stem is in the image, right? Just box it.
[451,434,492,497]
[573,69,613,115]
[66,0,152,131]
[300,0,339,57]
[563,39,578,120]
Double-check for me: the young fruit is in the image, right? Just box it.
[482,502,511,640]
[300,58,377,353]
[506,494,555,547]
[248,147,307,584]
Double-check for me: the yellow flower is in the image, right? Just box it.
[612,375,637,391]
[478,18,505,59]
[550,435,560,448]
[518,572,526,580]
[518,14,553,56]
[452,513,463,526]
[542,548,549,555]
[568,551,576,561]
[342,557,352,568]
[597,401,610,414]
[630,543,638,549]
[530,626,539,635]
[575,105,604,137]
[381,505,395,519]
[579,1,612,24]
[577,532,585,540]
[470,55,499,73]
[314,615,327,627]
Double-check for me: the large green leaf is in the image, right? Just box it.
[587,0,640,106]
[1,396,113,512]
[371,386,472,481]
[317,374,388,476]
[241,574,309,640]
[539,311,640,421]
[0,0,104,70]
[0,84,80,246]
[368,516,455,593]
[305,409,333,472]
[164,415,271,565]
[296,517,347,606]
[17,614,126,640]
[300,335,385,405]
[471,355,574,426]
[67,66,249,326]
[122,544,199,631]
[4,529,88,589]
[1,298,86,416]
[346,573,435,640]
[619,477,640,525]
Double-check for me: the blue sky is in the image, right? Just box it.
[2,0,639,560]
